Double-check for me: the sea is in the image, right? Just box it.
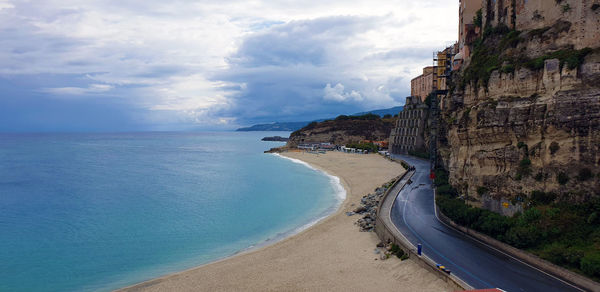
[0,131,345,291]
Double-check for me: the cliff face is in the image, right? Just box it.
[440,26,600,215]
[287,116,395,147]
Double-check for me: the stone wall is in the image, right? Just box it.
[483,0,600,49]
[389,96,428,154]
[440,51,600,207]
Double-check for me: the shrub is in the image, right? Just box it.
[535,171,544,181]
[581,253,600,277]
[588,212,598,224]
[473,9,482,28]
[562,4,571,13]
[501,64,515,73]
[477,186,488,196]
[408,149,430,159]
[400,161,410,170]
[531,190,556,205]
[517,141,527,149]
[434,169,449,186]
[549,142,560,154]
[389,243,407,259]
[564,246,585,266]
[557,172,569,185]
[506,225,542,248]
[437,184,457,197]
[518,158,532,177]
[476,211,513,238]
[346,142,378,153]
[578,168,592,181]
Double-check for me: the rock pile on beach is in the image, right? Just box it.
[349,179,396,232]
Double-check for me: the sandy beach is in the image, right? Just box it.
[119,151,451,292]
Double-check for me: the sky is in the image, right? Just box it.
[0,0,459,132]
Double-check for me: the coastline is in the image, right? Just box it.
[118,151,452,292]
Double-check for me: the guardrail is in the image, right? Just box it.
[374,159,472,291]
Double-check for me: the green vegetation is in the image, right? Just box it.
[473,9,482,28]
[562,4,571,13]
[477,186,488,196]
[408,149,430,159]
[434,168,600,279]
[460,22,593,91]
[517,158,532,178]
[531,190,557,205]
[400,161,410,170]
[517,141,527,149]
[424,92,434,108]
[335,113,380,121]
[557,172,569,185]
[346,142,378,153]
[389,243,408,260]
[578,168,593,181]
[524,48,593,71]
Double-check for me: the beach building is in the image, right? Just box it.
[362,140,389,149]
[388,96,428,154]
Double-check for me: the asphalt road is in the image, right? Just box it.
[389,154,582,292]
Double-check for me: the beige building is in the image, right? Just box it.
[458,0,482,62]
[410,66,435,101]
[389,96,428,154]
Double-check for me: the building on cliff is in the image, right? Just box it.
[458,0,482,62]
[482,0,600,49]
[410,66,435,102]
[388,96,428,154]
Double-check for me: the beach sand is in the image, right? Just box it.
[119,151,451,292]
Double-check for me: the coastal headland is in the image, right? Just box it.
[119,151,452,291]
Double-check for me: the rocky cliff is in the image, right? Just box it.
[287,115,395,147]
[440,23,600,215]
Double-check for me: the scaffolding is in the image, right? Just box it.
[430,49,454,170]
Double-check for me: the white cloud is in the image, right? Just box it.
[42,84,114,96]
[0,0,459,129]
[323,83,363,102]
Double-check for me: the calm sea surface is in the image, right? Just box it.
[0,132,342,291]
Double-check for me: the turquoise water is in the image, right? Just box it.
[0,132,342,291]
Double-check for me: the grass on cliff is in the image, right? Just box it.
[434,168,600,280]
[460,24,594,91]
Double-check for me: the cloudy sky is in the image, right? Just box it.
[0,0,458,132]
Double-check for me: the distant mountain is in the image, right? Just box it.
[236,122,309,132]
[352,106,403,117]
[236,106,404,131]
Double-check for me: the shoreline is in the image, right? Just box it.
[119,151,452,292]
[116,152,348,291]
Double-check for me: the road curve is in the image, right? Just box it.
[389,154,582,292]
